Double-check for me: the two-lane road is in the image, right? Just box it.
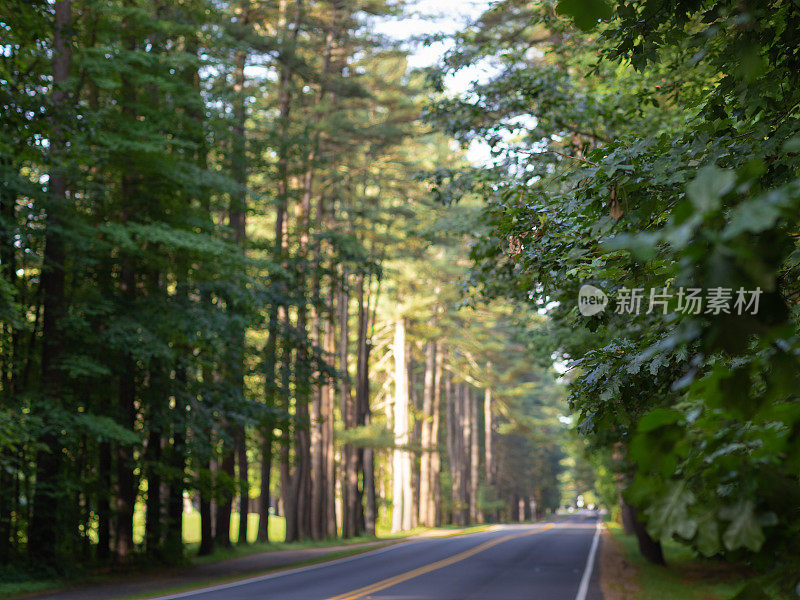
[150,514,603,600]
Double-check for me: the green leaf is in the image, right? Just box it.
[693,508,721,557]
[782,136,800,153]
[724,199,781,238]
[637,408,682,433]
[644,480,697,542]
[71,414,141,446]
[719,500,766,552]
[556,0,613,32]
[686,165,735,213]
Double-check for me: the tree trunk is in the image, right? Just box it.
[627,502,666,565]
[116,257,137,562]
[229,9,250,546]
[309,341,324,541]
[460,385,471,525]
[199,454,214,555]
[215,444,235,547]
[391,317,412,532]
[356,276,375,535]
[470,388,480,524]
[165,363,186,559]
[29,0,72,563]
[484,373,493,487]
[353,273,371,535]
[445,369,457,524]
[97,441,111,560]
[114,0,140,564]
[418,341,435,527]
[620,493,636,535]
[292,196,313,544]
[280,329,298,542]
[483,371,493,522]
[236,426,249,544]
[324,315,337,537]
[269,0,301,544]
[116,349,137,562]
[338,274,357,538]
[409,357,419,529]
[257,427,273,542]
[430,341,443,526]
[145,428,163,556]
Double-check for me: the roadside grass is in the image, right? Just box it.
[0,578,65,600]
[603,521,748,600]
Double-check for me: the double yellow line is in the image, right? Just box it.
[325,524,554,600]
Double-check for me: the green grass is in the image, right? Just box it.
[607,521,748,600]
[0,579,65,599]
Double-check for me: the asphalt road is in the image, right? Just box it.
[149,513,603,600]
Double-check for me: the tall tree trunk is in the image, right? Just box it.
[338,274,356,538]
[198,369,215,556]
[114,0,140,564]
[0,161,18,562]
[271,0,303,544]
[257,426,273,542]
[362,422,376,536]
[165,362,186,559]
[627,501,666,565]
[483,376,493,522]
[409,357,419,529]
[229,7,250,546]
[391,317,413,532]
[445,369,456,524]
[199,438,214,555]
[116,267,137,562]
[29,0,72,563]
[430,341,443,526]
[145,427,163,556]
[236,426,249,544]
[292,165,313,543]
[309,338,324,541]
[450,381,464,525]
[215,445,235,547]
[459,384,470,526]
[307,2,339,541]
[323,310,337,538]
[279,332,298,542]
[470,389,480,524]
[418,341,435,527]
[97,441,111,560]
[354,274,374,535]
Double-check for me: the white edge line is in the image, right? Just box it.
[574,519,602,600]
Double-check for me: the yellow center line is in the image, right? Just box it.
[323,523,555,600]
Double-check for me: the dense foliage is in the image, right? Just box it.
[431,0,800,597]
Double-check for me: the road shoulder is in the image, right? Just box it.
[599,521,750,600]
